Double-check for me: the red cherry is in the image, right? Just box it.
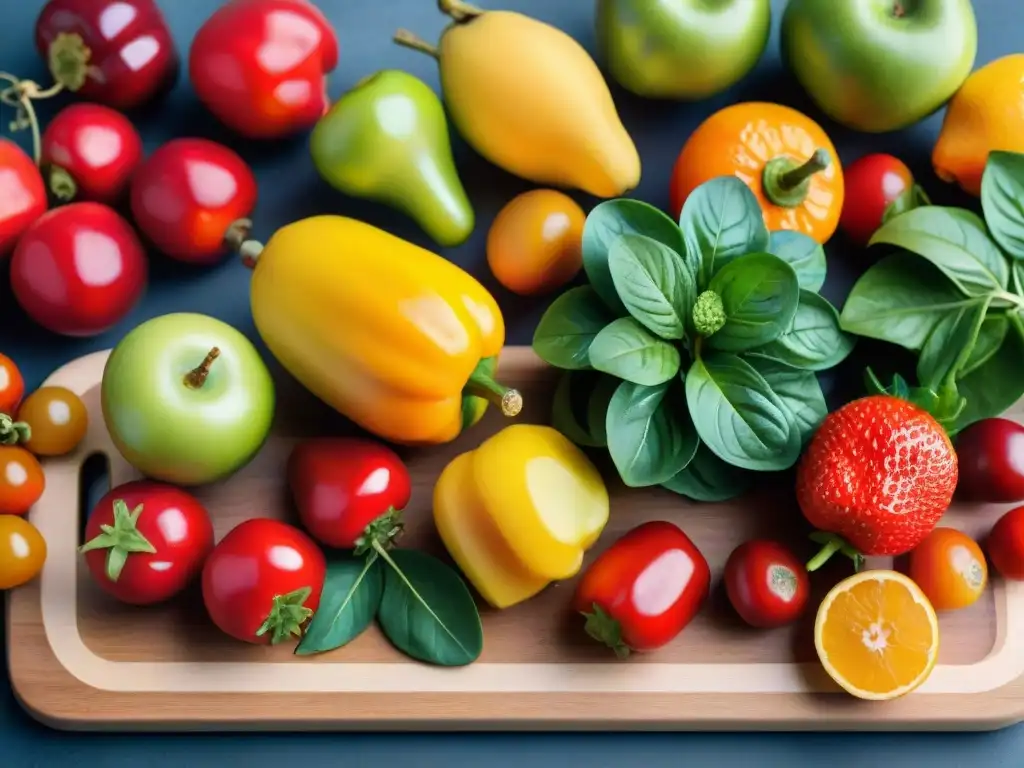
[10,203,147,337]
[41,103,144,205]
[955,418,1024,503]
[0,139,47,259]
[129,139,258,265]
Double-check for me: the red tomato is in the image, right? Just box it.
[572,520,709,657]
[130,139,258,265]
[10,202,147,337]
[954,418,1024,503]
[80,480,214,605]
[0,446,45,515]
[0,353,25,415]
[287,437,412,550]
[202,518,326,645]
[188,0,339,139]
[0,139,47,258]
[723,540,810,628]
[988,506,1024,581]
[41,103,144,205]
[839,154,924,246]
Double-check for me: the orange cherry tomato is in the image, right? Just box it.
[908,527,988,611]
[0,353,25,415]
[668,102,844,244]
[486,189,585,296]
[0,514,47,589]
[0,446,45,515]
[17,386,88,457]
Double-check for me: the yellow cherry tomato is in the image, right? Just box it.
[908,527,988,612]
[0,515,47,589]
[17,386,88,456]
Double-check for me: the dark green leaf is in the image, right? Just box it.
[862,368,966,431]
[745,355,827,446]
[606,379,699,487]
[661,442,752,502]
[766,230,827,292]
[551,370,605,448]
[679,176,769,288]
[685,352,800,471]
[916,296,990,390]
[532,286,613,369]
[1014,261,1024,296]
[582,199,687,313]
[755,290,855,371]
[295,554,383,656]
[961,314,1009,377]
[589,317,680,386]
[586,374,619,446]
[706,252,800,352]
[376,549,483,667]
[981,151,1024,260]
[952,313,1024,432]
[608,233,695,340]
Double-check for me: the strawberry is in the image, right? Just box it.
[797,394,957,571]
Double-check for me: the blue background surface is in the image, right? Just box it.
[1,0,1022,764]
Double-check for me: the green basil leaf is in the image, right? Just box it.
[981,151,1024,260]
[376,549,483,667]
[881,184,931,226]
[706,252,800,352]
[661,442,752,502]
[533,286,613,369]
[295,554,383,656]
[961,314,1009,377]
[608,233,694,341]
[685,352,800,471]
[916,296,991,390]
[840,250,971,351]
[745,354,827,446]
[766,230,827,292]
[589,317,680,385]
[952,313,1024,432]
[755,290,855,371]
[586,374,619,446]
[606,379,699,487]
[551,370,605,448]
[679,175,769,288]
[1014,261,1024,296]
[869,206,1009,295]
[583,199,687,313]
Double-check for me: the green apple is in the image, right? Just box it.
[780,0,977,133]
[595,0,771,100]
[101,313,275,486]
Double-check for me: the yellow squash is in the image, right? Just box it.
[246,215,521,445]
[434,424,609,609]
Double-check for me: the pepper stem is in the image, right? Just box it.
[225,218,265,269]
[438,0,484,22]
[183,348,220,389]
[762,149,831,208]
[806,532,864,573]
[581,603,631,660]
[0,414,31,446]
[464,360,522,417]
[78,500,158,583]
[393,29,439,59]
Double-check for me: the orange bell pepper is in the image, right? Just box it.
[669,102,844,244]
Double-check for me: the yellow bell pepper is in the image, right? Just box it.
[247,215,521,445]
[434,424,610,609]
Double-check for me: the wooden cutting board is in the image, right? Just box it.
[6,347,1024,731]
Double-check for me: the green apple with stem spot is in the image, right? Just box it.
[101,313,275,486]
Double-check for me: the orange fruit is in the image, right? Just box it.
[932,54,1024,197]
[814,569,939,701]
[908,527,988,612]
[17,385,89,457]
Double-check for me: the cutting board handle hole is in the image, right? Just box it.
[77,452,111,547]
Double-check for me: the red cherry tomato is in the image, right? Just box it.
[10,202,147,337]
[130,139,257,265]
[188,0,339,139]
[988,506,1024,581]
[0,353,25,415]
[572,520,710,657]
[723,540,810,628]
[954,418,1024,503]
[41,103,144,205]
[0,139,47,258]
[287,437,412,550]
[839,153,926,246]
[35,0,180,111]
[80,480,215,605]
[0,446,45,515]
[202,518,326,645]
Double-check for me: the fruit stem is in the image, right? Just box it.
[892,1,905,18]
[225,218,265,269]
[806,532,864,573]
[438,0,483,22]
[254,587,315,644]
[0,414,31,446]
[47,164,77,201]
[353,508,405,558]
[183,347,220,389]
[78,500,157,583]
[581,603,631,660]
[464,360,522,417]
[762,149,830,208]
[393,29,439,59]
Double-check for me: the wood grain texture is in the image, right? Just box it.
[7,347,1024,731]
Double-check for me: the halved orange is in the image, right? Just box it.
[814,570,939,701]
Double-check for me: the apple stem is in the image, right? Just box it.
[184,347,221,389]
[761,149,830,209]
[892,1,905,18]
[438,0,483,22]
[393,29,439,59]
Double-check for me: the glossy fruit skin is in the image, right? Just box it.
[780,0,977,134]
[668,102,844,243]
[41,103,144,205]
[486,189,585,296]
[16,386,88,457]
[908,527,987,612]
[839,154,915,247]
[202,518,326,645]
[573,520,710,655]
[130,139,257,265]
[287,437,412,550]
[35,0,180,111]
[0,354,25,415]
[189,0,339,139]
[0,446,45,515]
[0,139,47,259]
[723,540,809,628]
[0,515,47,590]
[595,0,771,100]
[954,418,1024,503]
[10,202,147,337]
[797,395,958,557]
[82,480,214,605]
[988,506,1024,581]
